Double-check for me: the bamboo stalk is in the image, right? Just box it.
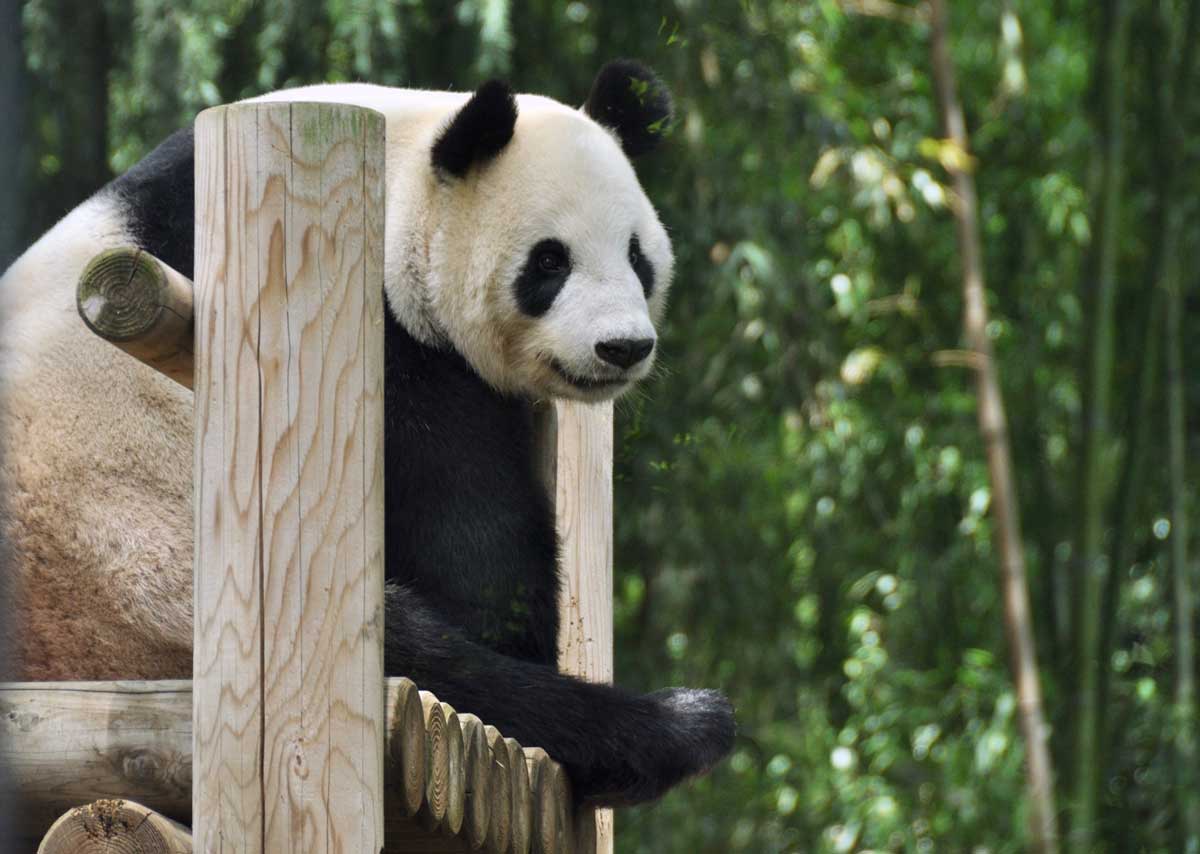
[927,3,1060,852]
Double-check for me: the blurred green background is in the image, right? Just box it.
[3,0,1198,851]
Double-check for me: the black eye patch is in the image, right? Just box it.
[629,235,655,298]
[514,239,571,317]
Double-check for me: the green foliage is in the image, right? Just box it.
[12,0,1198,850]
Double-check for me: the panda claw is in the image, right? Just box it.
[573,687,736,807]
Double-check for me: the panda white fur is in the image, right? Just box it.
[0,60,734,805]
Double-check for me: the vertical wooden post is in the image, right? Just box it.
[193,102,386,853]
[536,400,615,854]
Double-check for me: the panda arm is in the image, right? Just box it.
[383,583,733,807]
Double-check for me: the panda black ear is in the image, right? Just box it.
[432,79,519,178]
[583,59,674,157]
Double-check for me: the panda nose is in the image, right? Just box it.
[595,338,655,369]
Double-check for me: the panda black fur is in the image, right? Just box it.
[0,61,734,806]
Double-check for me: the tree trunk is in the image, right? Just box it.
[927,4,1060,852]
[1159,2,1200,844]
[0,0,27,270]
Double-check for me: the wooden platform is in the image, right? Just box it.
[0,677,577,853]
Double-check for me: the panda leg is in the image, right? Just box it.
[383,584,734,807]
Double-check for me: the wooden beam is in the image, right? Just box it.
[76,247,194,388]
[192,101,387,853]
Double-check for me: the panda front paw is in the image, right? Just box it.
[576,687,736,807]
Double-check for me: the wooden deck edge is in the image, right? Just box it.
[1,677,574,854]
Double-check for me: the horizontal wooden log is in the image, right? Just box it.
[525,748,572,854]
[76,247,194,388]
[0,679,192,840]
[38,799,192,854]
[419,692,451,830]
[484,726,511,854]
[440,702,467,838]
[1,679,572,854]
[389,678,428,818]
[458,713,491,850]
[506,737,533,854]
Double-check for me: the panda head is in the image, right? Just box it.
[404,60,675,402]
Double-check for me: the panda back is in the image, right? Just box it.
[107,128,195,278]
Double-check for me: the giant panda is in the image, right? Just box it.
[0,60,734,806]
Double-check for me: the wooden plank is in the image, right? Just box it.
[545,400,615,854]
[192,102,386,853]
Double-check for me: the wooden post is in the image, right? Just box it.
[536,400,615,854]
[192,102,386,852]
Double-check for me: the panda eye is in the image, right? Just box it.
[629,234,655,297]
[516,240,571,317]
[536,246,569,275]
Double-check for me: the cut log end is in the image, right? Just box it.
[439,702,467,838]
[420,690,451,829]
[387,677,427,818]
[37,799,192,854]
[76,247,195,388]
[506,737,533,854]
[77,249,170,342]
[525,747,572,854]
[485,725,512,854]
[457,712,492,850]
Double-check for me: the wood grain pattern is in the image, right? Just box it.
[504,738,532,854]
[38,800,193,854]
[76,247,195,388]
[439,702,467,838]
[2,679,574,853]
[542,400,615,854]
[524,748,571,854]
[0,680,192,839]
[457,713,491,851]
[192,102,386,854]
[418,692,450,830]
[483,726,511,854]
[387,678,427,818]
